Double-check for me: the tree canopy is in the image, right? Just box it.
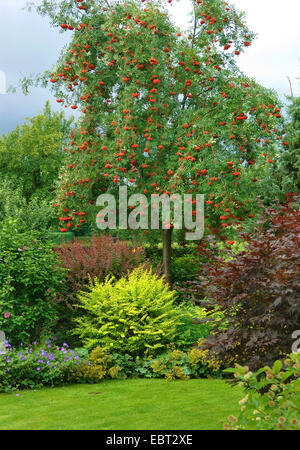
[0,101,73,200]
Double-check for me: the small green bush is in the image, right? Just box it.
[171,255,199,282]
[174,305,213,350]
[0,219,65,346]
[223,353,300,430]
[74,267,186,357]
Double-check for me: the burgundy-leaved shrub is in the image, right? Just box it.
[191,204,300,371]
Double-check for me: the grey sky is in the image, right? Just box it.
[0,0,299,136]
[0,0,72,135]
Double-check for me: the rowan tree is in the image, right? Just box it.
[24,0,288,282]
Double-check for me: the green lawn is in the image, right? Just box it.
[0,379,243,430]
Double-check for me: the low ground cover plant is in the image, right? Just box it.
[69,342,222,383]
[0,338,86,392]
[149,343,222,380]
[0,339,222,392]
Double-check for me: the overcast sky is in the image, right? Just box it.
[0,0,299,135]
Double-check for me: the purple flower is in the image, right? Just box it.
[36,367,40,371]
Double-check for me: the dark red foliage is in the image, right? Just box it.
[54,234,146,308]
[192,205,300,370]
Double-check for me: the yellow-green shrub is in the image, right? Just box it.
[74,267,186,357]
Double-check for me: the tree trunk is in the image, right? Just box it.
[162,227,173,286]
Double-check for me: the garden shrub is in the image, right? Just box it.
[74,267,187,357]
[0,220,65,346]
[174,304,215,351]
[54,234,146,305]
[193,205,300,370]
[0,338,85,392]
[223,353,300,430]
[171,255,199,282]
[53,234,147,344]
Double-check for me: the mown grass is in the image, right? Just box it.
[0,378,243,430]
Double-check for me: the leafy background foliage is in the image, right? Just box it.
[0,101,73,202]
